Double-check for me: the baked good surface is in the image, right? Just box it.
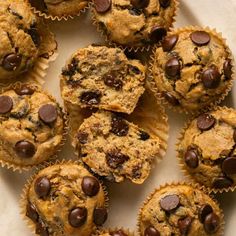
[95,228,133,236]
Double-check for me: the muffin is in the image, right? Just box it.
[22,162,108,236]
[94,228,134,236]
[28,0,88,19]
[92,0,178,48]
[149,26,234,113]
[60,45,146,114]
[0,84,66,171]
[177,107,236,191]
[138,183,224,236]
[73,110,160,184]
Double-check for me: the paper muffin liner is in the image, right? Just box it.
[19,159,109,236]
[176,105,236,194]
[137,181,225,236]
[92,227,134,236]
[91,0,179,52]
[147,25,236,115]
[0,82,68,172]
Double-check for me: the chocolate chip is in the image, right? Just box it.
[212,176,233,189]
[28,28,41,47]
[198,204,213,223]
[165,57,181,77]
[178,216,192,235]
[222,157,236,175]
[204,213,220,234]
[139,131,150,140]
[201,66,221,89]
[35,219,49,236]
[103,74,123,90]
[111,230,128,236]
[0,96,13,114]
[77,131,89,144]
[159,0,171,8]
[150,27,167,43]
[223,59,232,79]
[129,8,142,16]
[62,58,78,77]
[129,65,141,74]
[162,92,179,106]
[131,0,149,9]
[15,140,36,158]
[197,113,216,131]
[233,129,236,142]
[106,149,129,169]
[2,53,22,71]
[15,85,34,95]
[80,91,101,106]
[94,0,111,13]
[81,176,100,197]
[39,104,58,124]
[34,177,51,198]
[26,203,38,222]
[29,0,47,12]
[162,35,179,52]
[184,148,199,169]
[190,31,211,46]
[144,226,160,236]
[111,115,129,136]
[68,207,87,227]
[93,207,108,226]
[160,194,180,212]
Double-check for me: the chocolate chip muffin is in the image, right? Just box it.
[94,228,134,236]
[0,84,66,170]
[150,27,234,113]
[73,111,160,184]
[60,45,146,114]
[22,162,108,236]
[177,107,236,191]
[28,0,88,19]
[138,183,223,236]
[92,0,178,48]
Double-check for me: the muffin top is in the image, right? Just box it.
[0,84,65,168]
[95,228,133,236]
[139,184,222,236]
[26,163,107,236]
[0,0,41,80]
[178,107,236,190]
[92,0,177,47]
[151,28,233,112]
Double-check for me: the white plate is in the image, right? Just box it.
[0,1,236,235]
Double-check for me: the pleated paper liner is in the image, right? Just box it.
[0,18,58,87]
[91,0,179,52]
[137,182,225,236]
[19,159,109,236]
[147,25,236,115]
[176,105,236,194]
[92,227,135,236]
[0,82,68,172]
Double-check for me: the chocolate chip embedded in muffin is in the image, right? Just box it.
[94,0,111,13]
[34,177,51,198]
[15,85,35,96]
[106,149,130,169]
[184,148,199,169]
[160,194,180,212]
[15,140,36,158]
[165,57,181,78]
[197,113,216,131]
[2,53,22,71]
[81,176,100,197]
[161,34,179,52]
[204,213,220,234]
[201,65,221,89]
[68,207,88,227]
[0,95,13,114]
[178,216,192,235]
[150,27,167,44]
[198,204,213,223]
[190,31,211,46]
[93,207,108,226]
[39,104,58,124]
[144,226,160,236]
[103,74,123,90]
[111,115,129,136]
[80,91,102,105]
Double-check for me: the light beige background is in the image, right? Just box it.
[0,0,236,235]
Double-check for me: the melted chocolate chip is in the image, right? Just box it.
[223,59,232,79]
[26,203,38,222]
[178,216,192,235]
[77,131,89,144]
[68,207,87,227]
[2,53,22,71]
[34,177,51,198]
[159,0,171,8]
[201,66,221,89]
[160,194,180,212]
[15,85,34,95]
[184,148,199,169]
[93,207,108,226]
[94,0,111,13]
[204,213,220,234]
[111,115,129,136]
[28,28,41,47]
[62,58,78,77]
[222,157,236,175]
[131,0,149,9]
[198,204,213,223]
[162,92,179,106]
[103,74,123,90]
[35,219,49,236]
[212,176,233,189]
[139,131,150,140]
[106,149,129,169]
[165,57,181,77]
[0,96,13,114]
[15,140,36,158]
[80,91,101,105]
[111,230,128,236]
[29,0,47,12]
[39,104,58,124]
[190,31,211,46]
[161,35,179,52]
[197,113,216,131]
[144,226,160,236]
[81,176,100,197]
[150,27,167,43]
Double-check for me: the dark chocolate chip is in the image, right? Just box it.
[68,207,87,227]
[201,66,221,89]
[212,176,233,189]
[103,74,123,90]
[129,65,141,74]
[39,104,58,124]
[93,207,108,226]
[131,0,149,9]
[15,140,36,158]
[111,115,129,136]
[0,96,13,114]
[26,203,38,222]
[144,226,160,236]
[35,219,49,236]
[15,85,34,95]
[223,59,232,79]
[190,31,211,46]
[222,157,236,175]
[77,131,89,144]
[29,0,47,12]
[198,204,213,223]
[178,216,192,235]
[2,53,22,71]
[62,58,78,77]
[81,176,100,197]
[162,92,179,106]
[139,131,150,140]
[204,213,220,234]
[160,194,180,212]
[159,0,171,8]
[161,35,179,52]
[233,129,236,142]
[165,57,181,77]
[197,113,216,131]
[184,148,199,169]
[106,149,129,169]
[28,28,41,47]
[34,177,51,198]
[150,26,167,43]
[111,230,128,236]
[94,0,111,13]
[80,91,101,106]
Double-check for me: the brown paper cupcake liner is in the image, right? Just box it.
[19,159,109,236]
[92,227,135,236]
[137,181,225,236]
[147,25,236,115]
[0,82,68,172]
[176,105,236,194]
[91,0,179,52]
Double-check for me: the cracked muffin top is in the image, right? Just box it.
[151,27,233,113]
[0,84,65,169]
[92,0,177,47]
